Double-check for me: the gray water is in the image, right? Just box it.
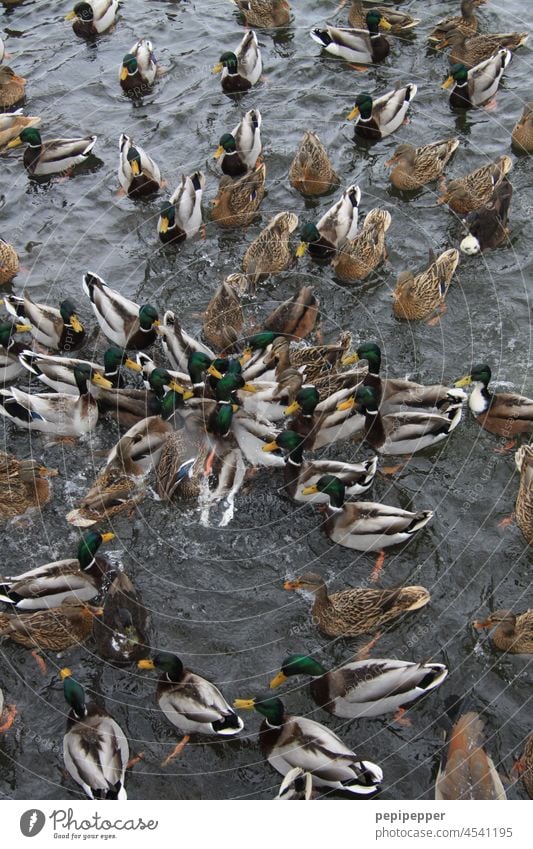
[0,0,532,800]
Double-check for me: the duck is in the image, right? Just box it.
[93,367,193,427]
[310,12,392,65]
[270,655,448,719]
[247,330,353,384]
[459,179,512,254]
[289,130,339,197]
[0,319,30,384]
[4,293,85,351]
[138,652,244,753]
[512,102,533,153]
[332,208,390,281]
[0,450,57,521]
[428,0,480,45]
[7,127,97,176]
[0,67,26,109]
[473,609,533,653]
[348,1,420,33]
[82,271,160,349]
[0,530,115,610]
[212,161,266,229]
[0,239,19,286]
[118,133,162,198]
[0,363,113,436]
[119,39,157,95]
[233,696,383,795]
[242,211,298,285]
[214,109,262,178]
[392,248,460,321]
[441,29,528,70]
[212,30,262,93]
[296,185,360,261]
[92,572,149,664]
[258,286,319,340]
[348,84,417,140]
[283,571,431,638]
[65,0,119,38]
[437,154,513,215]
[262,430,377,502]
[0,601,103,651]
[517,733,533,799]
[157,310,219,375]
[515,445,533,545]
[301,474,433,552]
[386,139,459,191]
[203,274,247,354]
[158,171,205,244]
[232,0,290,27]
[276,767,314,800]
[60,668,128,800]
[275,384,366,449]
[442,50,511,109]
[455,363,533,437]
[435,705,506,799]
[0,111,40,151]
[347,384,464,455]
[19,347,141,395]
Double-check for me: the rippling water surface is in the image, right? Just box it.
[0,0,532,800]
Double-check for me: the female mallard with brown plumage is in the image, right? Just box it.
[0,67,27,109]
[203,274,248,353]
[435,706,506,799]
[0,600,103,650]
[289,131,338,197]
[473,609,533,653]
[515,445,533,545]
[455,364,533,438]
[428,0,481,45]
[242,211,298,285]
[512,103,533,153]
[517,733,533,799]
[386,139,459,191]
[459,179,512,254]
[332,208,390,281]
[0,451,57,521]
[212,161,266,228]
[0,239,19,285]
[392,248,460,322]
[441,29,528,70]
[437,154,512,215]
[233,0,290,27]
[283,571,430,638]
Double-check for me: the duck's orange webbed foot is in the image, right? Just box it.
[370,550,386,583]
[161,735,190,767]
[355,630,382,661]
[0,704,17,733]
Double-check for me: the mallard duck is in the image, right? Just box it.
[455,364,533,436]
[233,696,382,795]
[283,571,431,637]
[512,102,533,153]
[92,572,148,664]
[386,139,459,191]
[0,530,115,610]
[0,238,19,286]
[118,133,161,198]
[310,12,391,65]
[232,0,290,27]
[0,363,113,436]
[262,429,377,502]
[82,271,159,349]
[158,171,205,244]
[214,109,262,178]
[270,655,448,718]
[0,111,40,151]
[0,319,30,384]
[435,707,506,799]
[242,211,298,285]
[459,179,512,254]
[158,310,218,375]
[348,384,464,455]
[212,30,262,93]
[515,445,533,545]
[7,127,97,176]
[428,0,481,45]
[0,450,57,521]
[261,286,319,340]
[275,384,366,449]
[19,347,141,395]
[61,668,128,800]
[212,161,266,229]
[442,29,528,70]
[473,609,533,653]
[437,154,512,215]
[289,130,339,197]
[348,1,420,33]
[4,293,85,351]
[0,67,26,109]
[392,248,460,321]
[348,84,417,140]
[301,474,433,552]
[203,274,247,353]
[296,185,360,261]
[251,330,353,383]
[93,367,192,428]
[332,208,390,281]
[65,0,119,38]
[0,600,103,650]
[442,50,511,109]
[276,767,314,800]
[518,733,533,799]
[119,39,157,95]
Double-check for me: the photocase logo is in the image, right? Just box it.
[20,810,46,838]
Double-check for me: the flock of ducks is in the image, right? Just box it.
[0,0,532,802]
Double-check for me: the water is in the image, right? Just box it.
[0,0,532,800]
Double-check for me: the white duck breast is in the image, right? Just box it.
[467,49,512,107]
[159,310,214,373]
[82,271,140,347]
[31,136,97,176]
[168,172,205,238]
[18,350,101,394]
[327,502,433,550]
[317,184,360,246]
[90,0,119,33]
[129,39,157,84]
[232,109,262,169]
[0,386,98,436]
[231,30,262,86]
[0,559,98,610]
[159,672,244,736]
[64,712,128,800]
[118,134,161,193]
